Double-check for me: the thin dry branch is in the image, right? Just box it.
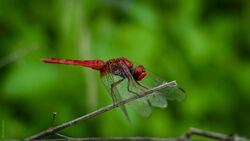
[184,127,249,141]
[23,127,250,141]
[0,46,39,68]
[25,81,177,141]
[27,137,180,141]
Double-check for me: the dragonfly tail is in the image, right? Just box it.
[42,58,105,70]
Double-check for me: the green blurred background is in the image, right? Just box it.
[0,0,250,139]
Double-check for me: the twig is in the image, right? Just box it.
[23,127,250,141]
[27,137,180,141]
[184,127,249,141]
[25,81,177,141]
[54,133,73,139]
[0,46,39,68]
[50,112,57,127]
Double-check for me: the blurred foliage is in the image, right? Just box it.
[0,0,250,139]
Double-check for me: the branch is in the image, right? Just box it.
[24,127,250,141]
[184,127,249,141]
[25,81,177,141]
[28,137,180,141]
[0,46,39,68]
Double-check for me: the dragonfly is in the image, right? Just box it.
[42,57,185,120]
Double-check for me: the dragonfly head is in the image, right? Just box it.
[133,65,147,81]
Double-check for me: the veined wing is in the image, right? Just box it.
[119,61,168,109]
[117,61,152,117]
[139,71,186,102]
[100,68,130,120]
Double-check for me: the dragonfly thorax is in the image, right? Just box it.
[102,58,147,81]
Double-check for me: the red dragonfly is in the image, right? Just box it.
[42,57,185,119]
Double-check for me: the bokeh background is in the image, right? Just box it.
[0,0,250,140]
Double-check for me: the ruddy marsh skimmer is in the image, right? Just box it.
[42,57,185,120]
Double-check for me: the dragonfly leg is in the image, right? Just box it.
[111,78,125,105]
[135,81,149,90]
[127,79,140,96]
[131,80,152,107]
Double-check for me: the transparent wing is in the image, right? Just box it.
[139,70,186,101]
[119,61,168,108]
[100,68,130,120]
[117,61,152,117]
[115,78,152,117]
[160,86,185,101]
[148,91,168,108]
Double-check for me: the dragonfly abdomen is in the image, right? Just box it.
[42,58,105,70]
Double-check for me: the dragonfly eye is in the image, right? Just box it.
[133,65,147,81]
